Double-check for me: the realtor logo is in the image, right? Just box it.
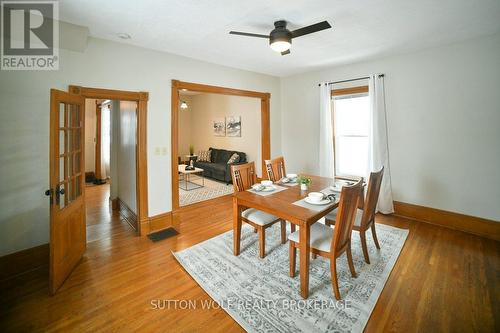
[1,0,59,70]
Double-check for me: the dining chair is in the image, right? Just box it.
[264,156,286,182]
[325,167,384,264]
[231,162,287,258]
[264,156,296,233]
[288,179,363,300]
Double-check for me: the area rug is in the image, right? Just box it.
[173,222,409,333]
[179,178,234,206]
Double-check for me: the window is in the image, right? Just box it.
[332,86,369,177]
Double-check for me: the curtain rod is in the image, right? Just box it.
[318,74,385,86]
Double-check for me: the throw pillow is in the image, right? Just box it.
[198,150,211,162]
[227,153,240,164]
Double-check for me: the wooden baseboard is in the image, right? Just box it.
[115,198,138,231]
[0,243,49,281]
[148,212,173,234]
[109,197,119,210]
[393,201,500,241]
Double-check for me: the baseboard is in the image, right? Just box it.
[115,198,138,231]
[0,243,49,281]
[109,197,119,210]
[393,201,500,241]
[148,212,173,234]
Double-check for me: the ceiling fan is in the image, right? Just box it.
[229,20,331,55]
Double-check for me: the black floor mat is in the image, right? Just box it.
[148,228,179,242]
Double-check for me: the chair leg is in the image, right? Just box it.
[289,241,296,277]
[259,227,266,258]
[346,242,357,278]
[290,223,296,233]
[360,231,370,264]
[371,223,381,249]
[330,257,341,300]
[280,220,286,244]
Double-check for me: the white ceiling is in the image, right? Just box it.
[59,0,500,77]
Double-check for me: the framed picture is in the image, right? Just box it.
[213,118,226,136]
[226,116,241,137]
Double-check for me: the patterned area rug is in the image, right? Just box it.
[173,222,408,333]
[179,178,234,206]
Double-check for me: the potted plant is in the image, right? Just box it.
[297,175,312,191]
[189,144,194,156]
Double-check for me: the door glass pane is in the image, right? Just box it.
[75,175,82,198]
[58,183,66,209]
[68,153,75,177]
[69,104,81,127]
[74,152,81,174]
[59,130,65,155]
[59,157,65,182]
[72,129,81,152]
[59,102,66,127]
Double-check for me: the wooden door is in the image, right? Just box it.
[48,89,86,294]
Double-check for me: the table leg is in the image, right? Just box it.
[233,196,242,256]
[299,222,310,298]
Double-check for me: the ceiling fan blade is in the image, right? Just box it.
[281,49,290,56]
[291,21,331,38]
[229,31,269,38]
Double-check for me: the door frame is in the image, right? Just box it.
[69,85,150,235]
[171,80,271,210]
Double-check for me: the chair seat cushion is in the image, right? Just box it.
[325,208,363,227]
[242,208,278,226]
[288,223,334,253]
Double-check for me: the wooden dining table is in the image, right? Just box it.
[233,175,344,299]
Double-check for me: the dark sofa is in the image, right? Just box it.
[194,147,247,184]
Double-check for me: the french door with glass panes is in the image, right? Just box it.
[47,89,86,294]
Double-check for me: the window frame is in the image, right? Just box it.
[331,85,369,178]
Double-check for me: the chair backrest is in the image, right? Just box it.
[264,156,286,182]
[360,167,384,228]
[231,162,257,192]
[331,179,363,254]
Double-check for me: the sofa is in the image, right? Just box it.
[193,147,247,184]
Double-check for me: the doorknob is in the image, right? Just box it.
[45,189,52,196]
[57,188,65,195]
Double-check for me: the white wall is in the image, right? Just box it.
[0,36,281,256]
[84,99,96,173]
[180,93,262,176]
[281,33,500,221]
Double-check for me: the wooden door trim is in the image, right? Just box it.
[171,80,271,211]
[69,85,149,236]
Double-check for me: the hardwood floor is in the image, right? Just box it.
[0,186,499,332]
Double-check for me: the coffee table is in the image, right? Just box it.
[178,165,204,191]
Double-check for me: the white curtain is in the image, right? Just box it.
[100,104,111,179]
[368,74,394,213]
[319,83,334,178]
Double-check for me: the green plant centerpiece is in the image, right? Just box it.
[297,175,312,190]
[189,144,194,156]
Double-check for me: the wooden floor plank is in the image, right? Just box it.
[0,184,498,332]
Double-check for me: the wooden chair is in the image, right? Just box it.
[288,179,363,299]
[231,162,287,258]
[264,156,286,182]
[325,167,384,264]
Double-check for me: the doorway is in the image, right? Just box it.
[171,80,271,210]
[48,86,149,294]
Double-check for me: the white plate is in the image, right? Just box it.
[329,185,342,192]
[261,185,276,192]
[304,197,332,205]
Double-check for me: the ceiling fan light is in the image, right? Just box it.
[270,41,291,52]
[180,101,188,109]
